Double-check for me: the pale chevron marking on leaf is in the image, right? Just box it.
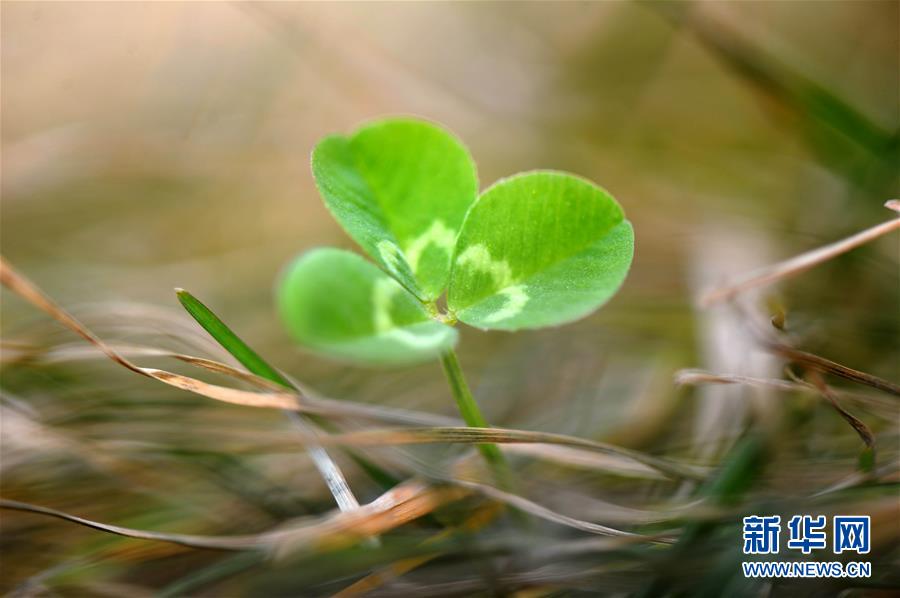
[404,220,456,274]
[456,244,514,288]
[372,278,397,334]
[376,240,407,280]
[382,326,448,349]
[372,278,447,349]
[456,244,529,322]
[482,284,528,323]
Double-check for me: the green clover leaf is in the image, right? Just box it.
[447,171,634,330]
[312,118,478,301]
[278,248,457,366]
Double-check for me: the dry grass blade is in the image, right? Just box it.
[144,350,456,426]
[0,340,284,392]
[171,354,289,391]
[806,371,876,450]
[813,461,900,497]
[503,444,667,479]
[334,552,438,598]
[678,368,878,452]
[267,480,469,560]
[0,257,141,375]
[325,427,708,481]
[0,499,263,551]
[333,504,503,598]
[767,343,900,397]
[1,481,467,558]
[132,369,303,408]
[448,478,667,541]
[2,342,220,368]
[675,369,897,414]
[701,200,900,306]
[676,369,800,392]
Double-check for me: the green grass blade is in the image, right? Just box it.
[175,288,400,493]
[176,289,292,388]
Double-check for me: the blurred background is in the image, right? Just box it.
[2,2,898,596]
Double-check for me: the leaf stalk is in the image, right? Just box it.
[439,348,513,489]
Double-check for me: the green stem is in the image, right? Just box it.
[439,348,512,488]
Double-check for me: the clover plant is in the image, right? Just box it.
[277,117,634,477]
